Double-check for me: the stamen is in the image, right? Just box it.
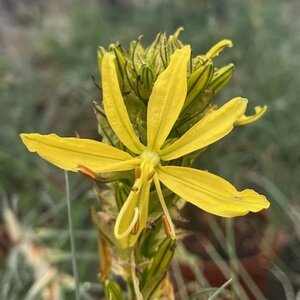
[134,167,142,179]
[153,174,176,239]
[77,165,97,180]
[131,217,140,235]
[162,215,172,238]
[147,170,156,181]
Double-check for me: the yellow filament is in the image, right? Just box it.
[153,174,176,239]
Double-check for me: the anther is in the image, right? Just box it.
[162,215,172,238]
[147,170,156,181]
[131,218,139,235]
[131,186,139,193]
[134,167,142,179]
[77,165,97,180]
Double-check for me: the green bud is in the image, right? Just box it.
[192,55,209,71]
[167,27,184,54]
[206,39,233,59]
[104,279,125,300]
[130,37,145,75]
[156,32,169,69]
[139,217,163,258]
[109,44,126,89]
[209,63,234,94]
[144,32,161,62]
[115,181,131,211]
[184,62,214,111]
[141,64,154,89]
[140,237,176,290]
[170,26,184,40]
[178,88,214,133]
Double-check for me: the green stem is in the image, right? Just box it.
[208,278,233,300]
[131,249,143,300]
[65,171,80,300]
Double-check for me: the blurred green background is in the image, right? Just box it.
[1,0,300,299]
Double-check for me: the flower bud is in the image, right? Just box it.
[115,181,131,211]
[104,279,125,300]
[184,61,214,111]
[141,64,154,89]
[140,238,176,292]
[109,44,126,89]
[206,39,233,59]
[209,63,234,94]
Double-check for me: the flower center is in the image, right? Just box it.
[140,149,160,167]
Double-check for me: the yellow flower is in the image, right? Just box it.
[21,46,270,248]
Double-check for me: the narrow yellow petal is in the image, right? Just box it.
[147,46,191,152]
[235,105,267,126]
[159,97,248,161]
[157,166,270,217]
[102,53,145,154]
[20,133,140,173]
[206,39,233,59]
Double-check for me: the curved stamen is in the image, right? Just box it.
[153,173,176,239]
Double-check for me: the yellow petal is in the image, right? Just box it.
[102,53,145,154]
[235,105,267,126]
[114,178,151,248]
[20,133,140,172]
[157,166,270,217]
[147,46,190,152]
[160,97,247,161]
[206,39,233,59]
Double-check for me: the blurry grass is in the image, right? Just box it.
[1,0,300,298]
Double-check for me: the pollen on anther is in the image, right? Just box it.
[131,218,139,235]
[162,215,172,238]
[134,167,142,179]
[147,170,156,181]
[77,164,97,180]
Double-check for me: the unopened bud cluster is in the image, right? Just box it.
[96,28,234,148]
[92,30,236,298]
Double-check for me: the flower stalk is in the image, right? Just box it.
[20,29,270,299]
